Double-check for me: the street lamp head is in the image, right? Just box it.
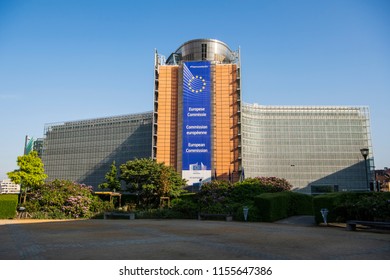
[360,148,369,159]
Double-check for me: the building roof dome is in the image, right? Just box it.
[166,38,237,64]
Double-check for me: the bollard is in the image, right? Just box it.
[243,206,249,222]
[320,208,329,225]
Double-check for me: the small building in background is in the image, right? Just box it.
[375,168,390,192]
[0,179,20,194]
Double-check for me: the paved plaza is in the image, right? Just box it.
[0,218,389,260]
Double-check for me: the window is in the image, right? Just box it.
[201,43,207,60]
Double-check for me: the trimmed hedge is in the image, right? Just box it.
[171,193,199,219]
[0,194,18,219]
[255,192,289,222]
[254,192,313,222]
[313,192,390,224]
[290,192,314,215]
[313,193,346,224]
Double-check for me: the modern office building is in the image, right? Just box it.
[42,112,152,187]
[153,39,242,185]
[39,38,374,193]
[24,136,44,157]
[241,104,373,193]
[33,138,44,158]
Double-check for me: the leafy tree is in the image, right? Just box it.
[120,158,186,208]
[98,161,121,192]
[7,151,47,204]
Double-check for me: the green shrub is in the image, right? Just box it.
[0,194,18,219]
[171,195,199,219]
[313,193,346,223]
[234,177,293,193]
[255,192,290,222]
[197,180,232,214]
[197,178,294,216]
[313,192,390,223]
[132,177,299,222]
[255,192,313,222]
[120,194,138,206]
[228,183,272,204]
[134,193,200,220]
[136,208,183,219]
[231,201,262,222]
[349,193,390,221]
[289,192,314,216]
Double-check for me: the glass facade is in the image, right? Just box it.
[39,39,375,194]
[241,104,373,193]
[42,112,153,189]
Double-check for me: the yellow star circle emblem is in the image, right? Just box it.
[188,76,206,93]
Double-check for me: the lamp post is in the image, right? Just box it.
[360,148,370,192]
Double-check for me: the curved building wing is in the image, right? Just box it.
[241,104,373,193]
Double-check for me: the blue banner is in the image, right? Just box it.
[182,61,212,184]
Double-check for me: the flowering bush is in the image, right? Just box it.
[25,179,113,219]
[314,192,390,223]
[334,193,390,222]
[197,180,232,214]
[196,177,293,218]
[236,177,293,192]
[61,195,90,218]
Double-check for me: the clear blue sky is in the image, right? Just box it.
[1,0,389,179]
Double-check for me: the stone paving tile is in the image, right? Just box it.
[0,219,389,260]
